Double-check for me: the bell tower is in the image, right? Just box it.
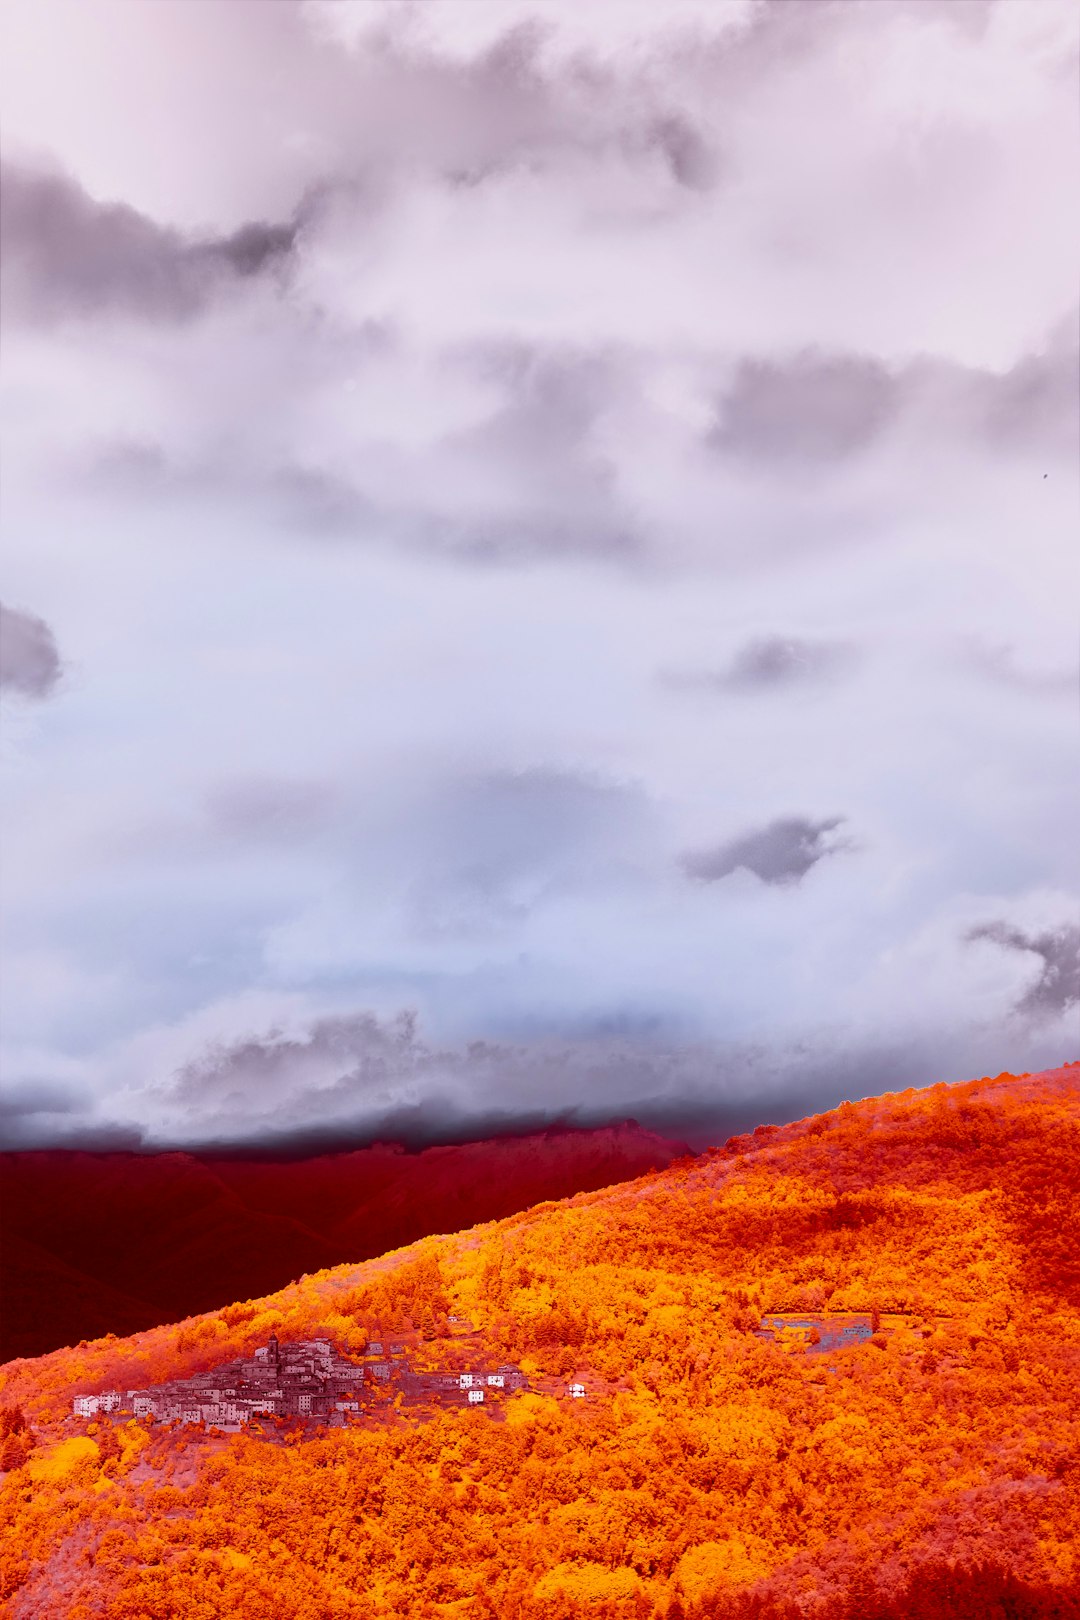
[268,1331,280,1369]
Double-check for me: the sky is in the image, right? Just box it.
[0,0,1077,1153]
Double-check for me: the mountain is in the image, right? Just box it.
[2,1064,1078,1619]
[0,1121,685,1359]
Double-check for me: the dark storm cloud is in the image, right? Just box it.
[126,1005,1038,1157]
[682,815,851,886]
[712,352,899,463]
[0,1116,147,1151]
[157,1007,772,1146]
[0,1080,145,1151]
[0,161,297,323]
[0,601,62,697]
[967,921,1080,1019]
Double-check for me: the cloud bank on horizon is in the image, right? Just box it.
[0,0,1077,1152]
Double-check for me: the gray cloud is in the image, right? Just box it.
[0,161,297,324]
[648,114,719,191]
[406,766,646,937]
[0,601,62,697]
[434,347,637,562]
[967,921,1080,1019]
[975,337,1080,457]
[121,1002,1063,1155]
[961,638,1079,699]
[666,634,855,694]
[711,352,899,464]
[709,334,1080,475]
[0,1115,147,1151]
[682,815,851,886]
[0,1079,80,1118]
[0,0,1075,1152]
[204,778,337,844]
[174,1009,422,1111]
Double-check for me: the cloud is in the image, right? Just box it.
[0,1078,80,1118]
[648,113,719,191]
[203,777,337,844]
[0,160,296,323]
[966,921,1080,1018]
[711,352,899,465]
[0,601,62,696]
[49,996,1064,1155]
[0,0,1076,1153]
[665,634,855,694]
[975,332,1080,456]
[959,637,1078,699]
[682,816,851,887]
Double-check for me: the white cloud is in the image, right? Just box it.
[0,0,1076,1143]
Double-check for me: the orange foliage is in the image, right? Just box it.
[2,1064,1079,1618]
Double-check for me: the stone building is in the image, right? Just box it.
[73,1335,530,1431]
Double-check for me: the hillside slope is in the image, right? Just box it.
[0,1121,683,1359]
[2,1064,1078,1619]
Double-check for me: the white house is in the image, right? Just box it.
[468,1389,485,1404]
[569,1383,586,1400]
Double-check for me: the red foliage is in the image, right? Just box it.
[1,1063,1078,1620]
[1,1122,684,1359]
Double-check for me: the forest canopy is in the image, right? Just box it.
[2,1064,1078,1619]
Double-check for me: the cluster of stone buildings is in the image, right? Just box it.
[756,1313,874,1353]
[73,1332,530,1431]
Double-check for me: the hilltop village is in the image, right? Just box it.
[68,1314,880,1432]
[71,1331,564,1432]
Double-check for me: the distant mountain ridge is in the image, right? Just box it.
[0,1120,685,1360]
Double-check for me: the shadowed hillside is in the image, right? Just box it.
[2,1064,1078,1618]
[0,1122,685,1359]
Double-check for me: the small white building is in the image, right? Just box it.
[486,1374,504,1387]
[73,1395,101,1417]
[467,1388,485,1404]
[459,1373,476,1389]
[569,1383,586,1400]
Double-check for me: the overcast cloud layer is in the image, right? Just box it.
[0,0,1077,1151]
